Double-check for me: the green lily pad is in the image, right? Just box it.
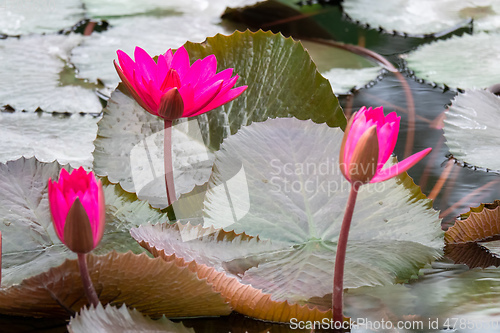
[404,33,500,90]
[342,0,500,37]
[0,34,102,113]
[0,112,98,169]
[443,89,500,171]
[68,304,195,333]
[0,0,84,36]
[0,158,169,287]
[137,118,442,304]
[93,30,345,208]
[70,16,227,88]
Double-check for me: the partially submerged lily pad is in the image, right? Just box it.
[443,89,500,171]
[0,34,102,113]
[445,201,500,268]
[93,30,344,208]
[0,112,98,169]
[0,158,169,287]
[0,0,84,36]
[342,0,500,37]
[68,304,195,333]
[0,251,231,318]
[132,224,333,323]
[404,33,500,90]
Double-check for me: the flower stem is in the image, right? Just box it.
[164,119,176,206]
[332,182,360,323]
[77,253,99,307]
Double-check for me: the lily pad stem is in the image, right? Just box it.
[333,182,360,323]
[164,120,176,206]
[77,253,99,307]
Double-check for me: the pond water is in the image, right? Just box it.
[2,2,500,333]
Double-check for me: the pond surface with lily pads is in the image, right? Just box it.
[2,1,500,332]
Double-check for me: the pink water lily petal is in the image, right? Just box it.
[184,55,217,86]
[160,69,181,92]
[191,79,223,109]
[134,47,157,83]
[116,50,137,84]
[170,46,190,79]
[370,148,432,183]
[377,120,399,166]
[194,85,248,116]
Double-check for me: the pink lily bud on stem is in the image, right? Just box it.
[114,46,247,206]
[333,107,432,323]
[48,167,106,307]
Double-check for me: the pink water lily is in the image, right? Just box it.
[114,46,247,120]
[339,106,432,184]
[48,167,106,254]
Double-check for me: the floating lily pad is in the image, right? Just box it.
[140,118,442,304]
[342,0,500,37]
[68,304,195,333]
[93,30,344,208]
[445,200,500,244]
[82,0,264,20]
[0,158,169,287]
[445,201,500,268]
[0,34,102,113]
[0,112,98,169]
[70,16,227,88]
[0,0,84,36]
[443,89,500,171]
[404,33,500,90]
[0,251,231,318]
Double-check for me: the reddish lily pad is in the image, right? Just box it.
[0,251,231,318]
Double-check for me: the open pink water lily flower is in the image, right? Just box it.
[48,167,106,254]
[114,46,248,120]
[339,106,432,184]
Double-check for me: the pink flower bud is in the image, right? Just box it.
[339,106,432,185]
[48,168,106,253]
[114,46,247,120]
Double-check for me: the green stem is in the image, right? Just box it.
[77,253,99,307]
[164,120,176,206]
[332,182,360,323]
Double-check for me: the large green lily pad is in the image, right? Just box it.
[136,118,442,304]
